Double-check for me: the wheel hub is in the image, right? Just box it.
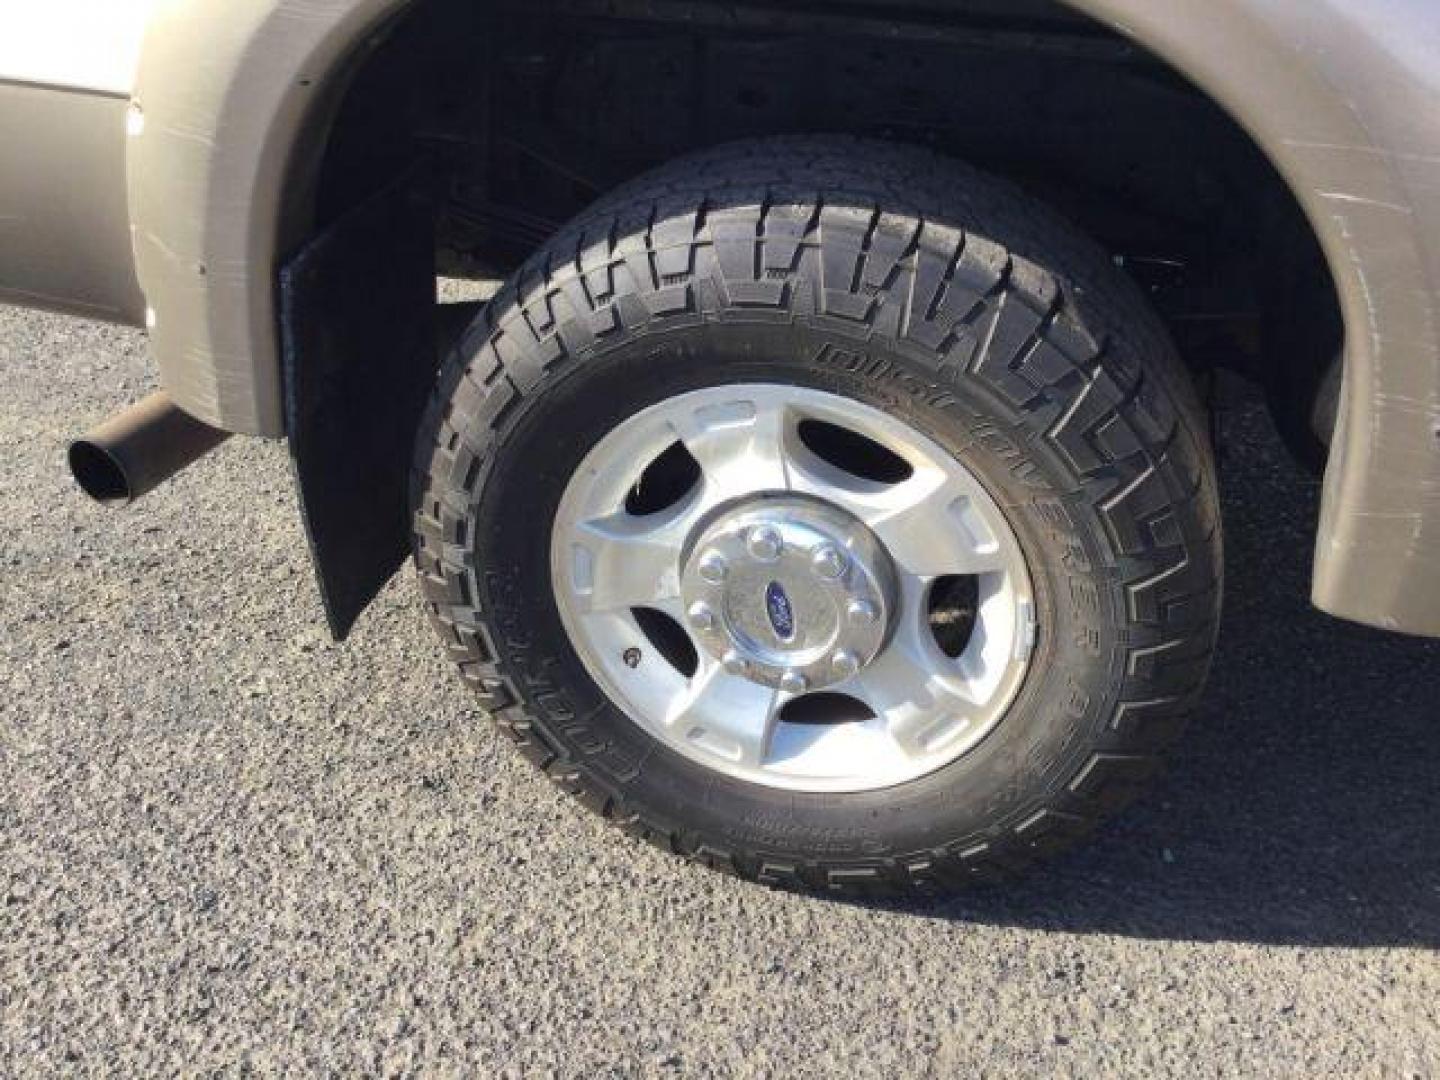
[679,497,896,692]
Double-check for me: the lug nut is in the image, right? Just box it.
[687,603,717,632]
[811,544,848,581]
[747,525,783,562]
[698,551,728,583]
[779,670,809,695]
[831,651,860,679]
[847,599,879,626]
[722,652,751,677]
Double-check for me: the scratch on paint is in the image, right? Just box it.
[1284,139,1440,167]
[1318,192,1414,215]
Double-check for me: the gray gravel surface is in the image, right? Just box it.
[1,302,1437,1077]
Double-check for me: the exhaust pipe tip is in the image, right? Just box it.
[68,439,137,506]
[69,392,230,507]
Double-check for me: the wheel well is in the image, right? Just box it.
[305,0,1342,463]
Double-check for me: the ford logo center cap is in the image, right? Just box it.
[766,581,796,642]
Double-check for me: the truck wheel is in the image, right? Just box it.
[412,137,1221,893]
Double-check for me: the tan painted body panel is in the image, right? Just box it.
[0,0,155,95]
[1078,0,1440,636]
[0,81,145,323]
[0,1,154,321]
[128,0,408,438]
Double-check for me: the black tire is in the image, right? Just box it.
[412,137,1221,894]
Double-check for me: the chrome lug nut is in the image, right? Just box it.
[831,650,860,679]
[811,544,848,581]
[698,551,729,583]
[722,652,751,677]
[779,670,809,695]
[747,525,783,562]
[847,599,879,626]
[687,603,717,633]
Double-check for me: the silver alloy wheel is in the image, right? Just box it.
[550,384,1036,793]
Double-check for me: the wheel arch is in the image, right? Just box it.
[130,0,1440,636]
[128,0,416,438]
[1073,0,1440,634]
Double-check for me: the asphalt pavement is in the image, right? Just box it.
[1,301,1436,1076]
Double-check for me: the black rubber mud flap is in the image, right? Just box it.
[280,171,439,640]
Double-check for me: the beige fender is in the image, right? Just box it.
[1077,0,1440,636]
[128,0,412,438]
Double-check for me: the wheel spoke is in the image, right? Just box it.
[670,394,794,498]
[845,614,982,761]
[795,464,1009,579]
[665,660,784,769]
[567,506,691,613]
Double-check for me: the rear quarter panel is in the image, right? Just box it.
[0,0,155,323]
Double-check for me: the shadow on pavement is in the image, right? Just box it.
[888,397,1440,948]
